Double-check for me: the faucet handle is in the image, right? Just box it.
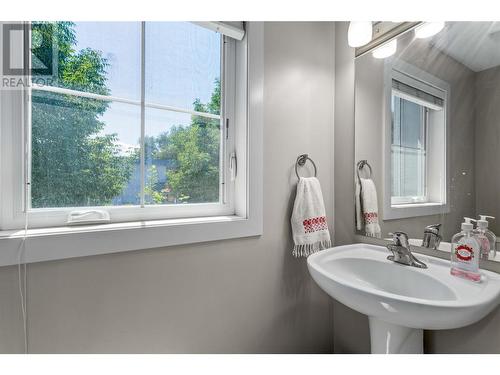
[388,231,409,247]
[424,223,442,234]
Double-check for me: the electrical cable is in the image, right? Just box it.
[17,21,30,354]
[18,70,30,353]
[17,181,29,354]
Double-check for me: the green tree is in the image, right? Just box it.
[32,22,220,207]
[146,79,221,204]
[144,165,165,204]
[31,22,133,207]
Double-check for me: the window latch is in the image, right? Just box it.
[229,152,237,181]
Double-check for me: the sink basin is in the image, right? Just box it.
[307,243,500,353]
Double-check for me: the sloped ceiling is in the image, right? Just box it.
[430,22,500,72]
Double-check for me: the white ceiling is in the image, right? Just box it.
[430,22,500,72]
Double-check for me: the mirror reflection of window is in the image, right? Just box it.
[389,71,447,209]
[391,94,427,203]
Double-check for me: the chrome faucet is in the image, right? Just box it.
[422,224,442,250]
[386,231,427,269]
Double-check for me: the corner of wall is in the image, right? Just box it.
[332,22,371,354]
[333,22,355,247]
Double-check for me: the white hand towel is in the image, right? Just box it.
[291,177,332,258]
[359,177,381,238]
[355,175,362,231]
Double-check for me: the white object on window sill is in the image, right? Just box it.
[67,210,111,225]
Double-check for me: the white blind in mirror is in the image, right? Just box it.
[191,22,245,40]
[392,79,444,110]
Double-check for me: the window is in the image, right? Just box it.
[391,86,429,205]
[0,20,263,255]
[0,21,263,265]
[29,21,232,224]
[0,21,252,230]
[383,63,449,220]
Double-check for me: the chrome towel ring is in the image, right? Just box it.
[356,159,372,180]
[295,154,317,181]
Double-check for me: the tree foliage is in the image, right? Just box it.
[31,22,221,208]
[31,22,133,207]
[144,79,221,204]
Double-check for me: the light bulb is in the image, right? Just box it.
[415,22,445,39]
[372,39,397,59]
[348,22,372,47]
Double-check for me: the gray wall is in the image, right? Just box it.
[475,65,500,235]
[0,22,335,354]
[334,22,500,354]
[332,22,370,354]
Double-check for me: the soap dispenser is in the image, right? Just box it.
[477,215,496,260]
[450,217,481,282]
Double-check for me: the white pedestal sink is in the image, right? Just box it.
[307,243,500,354]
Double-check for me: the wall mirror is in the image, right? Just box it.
[354,22,500,263]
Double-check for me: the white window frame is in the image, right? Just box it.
[382,59,450,220]
[0,22,264,266]
[390,95,428,205]
[15,22,235,228]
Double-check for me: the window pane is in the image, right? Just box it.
[391,95,426,201]
[391,146,426,198]
[145,22,221,113]
[144,108,220,205]
[30,21,224,211]
[31,21,141,100]
[400,99,424,148]
[31,91,140,208]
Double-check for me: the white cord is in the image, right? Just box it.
[20,41,30,353]
[17,182,29,354]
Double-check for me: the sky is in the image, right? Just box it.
[73,22,221,148]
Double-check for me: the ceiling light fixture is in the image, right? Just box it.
[372,39,397,59]
[348,21,373,47]
[414,22,445,39]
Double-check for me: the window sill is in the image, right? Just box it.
[0,215,262,266]
[383,201,450,220]
[391,202,444,208]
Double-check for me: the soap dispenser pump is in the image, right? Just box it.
[477,215,496,260]
[450,217,481,282]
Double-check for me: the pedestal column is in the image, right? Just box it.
[369,317,423,354]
